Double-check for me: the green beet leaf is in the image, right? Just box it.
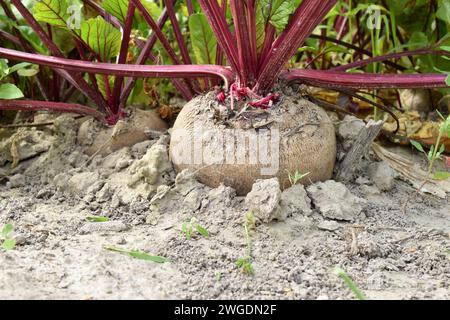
[189,13,217,65]
[33,0,72,28]
[80,17,122,62]
[102,0,129,24]
[0,83,24,100]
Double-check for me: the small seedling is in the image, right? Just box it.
[245,211,257,231]
[333,267,366,300]
[404,113,450,213]
[182,218,209,240]
[236,257,254,275]
[181,221,194,240]
[214,271,222,281]
[287,170,310,186]
[103,245,169,263]
[1,223,16,250]
[410,113,450,181]
[236,224,254,275]
[86,216,110,222]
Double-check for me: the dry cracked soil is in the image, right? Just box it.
[0,114,449,300]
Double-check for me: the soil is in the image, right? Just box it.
[0,112,449,300]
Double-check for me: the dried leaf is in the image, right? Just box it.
[158,105,173,120]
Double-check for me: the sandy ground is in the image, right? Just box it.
[0,114,449,300]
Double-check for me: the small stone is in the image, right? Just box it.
[317,220,341,231]
[8,174,26,188]
[116,237,127,245]
[183,189,203,211]
[368,161,396,191]
[307,180,365,221]
[245,178,282,223]
[14,234,27,245]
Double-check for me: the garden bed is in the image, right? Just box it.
[0,113,448,300]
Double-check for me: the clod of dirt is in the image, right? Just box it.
[170,93,336,195]
[206,184,236,208]
[337,115,365,152]
[146,170,207,224]
[78,108,168,156]
[79,221,130,234]
[92,136,172,207]
[174,169,205,196]
[368,161,396,191]
[6,173,26,188]
[307,180,365,221]
[102,148,133,171]
[245,178,283,223]
[131,140,154,157]
[22,115,82,184]
[55,171,101,195]
[95,183,114,203]
[280,184,312,217]
[128,137,172,189]
[0,129,55,166]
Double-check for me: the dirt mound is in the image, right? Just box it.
[0,111,448,300]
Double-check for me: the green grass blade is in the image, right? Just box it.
[86,216,110,222]
[334,267,366,300]
[195,224,209,238]
[104,245,169,263]
[2,238,16,250]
